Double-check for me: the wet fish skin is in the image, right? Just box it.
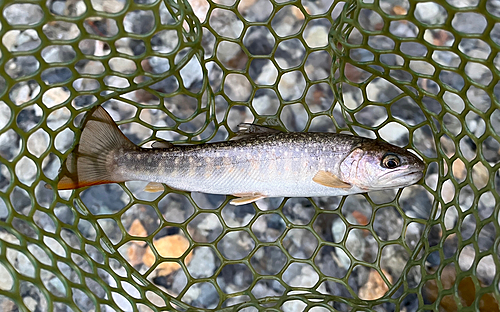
[56,105,425,204]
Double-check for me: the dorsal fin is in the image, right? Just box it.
[238,123,283,134]
[151,140,174,149]
[231,123,284,141]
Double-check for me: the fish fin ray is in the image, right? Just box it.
[237,123,284,134]
[312,170,351,188]
[56,105,135,190]
[151,140,174,149]
[230,193,266,205]
[230,123,284,141]
[144,182,165,192]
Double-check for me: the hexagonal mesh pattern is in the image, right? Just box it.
[0,0,499,311]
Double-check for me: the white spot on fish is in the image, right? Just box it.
[126,154,132,160]
[137,154,141,160]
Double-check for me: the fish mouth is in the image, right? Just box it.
[400,170,424,182]
[378,168,424,186]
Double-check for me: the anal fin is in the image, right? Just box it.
[313,170,351,188]
[230,193,266,205]
[144,182,165,192]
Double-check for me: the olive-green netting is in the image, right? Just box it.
[0,0,499,311]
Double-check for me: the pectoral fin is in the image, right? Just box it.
[144,182,165,192]
[313,170,351,188]
[230,193,266,205]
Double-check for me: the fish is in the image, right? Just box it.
[55,105,425,205]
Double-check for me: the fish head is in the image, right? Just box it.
[339,141,425,191]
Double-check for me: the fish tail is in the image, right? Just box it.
[56,105,137,190]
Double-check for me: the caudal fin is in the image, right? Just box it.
[57,105,137,190]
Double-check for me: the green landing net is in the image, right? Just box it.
[0,0,499,311]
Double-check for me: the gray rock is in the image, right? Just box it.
[255,60,278,85]
[80,184,128,214]
[0,101,12,130]
[250,245,286,275]
[280,103,308,131]
[0,262,13,291]
[277,71,306,101]
[50,1,67,16]
[47,274,66,297]
[0,197,7,219]
[217,231,254,260]
[9,249,35,278]
[33,210,56,233]
[4,3,43,25]
[41,45,76,63]
[15,157,37,186]
[72,288,95,311]
[282,263,318,287]
[183,282,219,308]
[344,227,366,262]
[187,246,217,278]
[27,129,49,157]
[54,128,74,153]
[452,12,487,34]
[148,56,170,74]
[123,10,155,35]
[171,268,188,295]
[179,57,203,89]
[304,25,328,48]
[415,2,446,25]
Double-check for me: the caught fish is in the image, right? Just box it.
[56,105,425,205]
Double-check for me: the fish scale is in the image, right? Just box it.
[56,105,426,205]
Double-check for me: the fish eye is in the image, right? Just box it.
[382,153,400,169]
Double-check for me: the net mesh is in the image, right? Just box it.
[0,0,499,311]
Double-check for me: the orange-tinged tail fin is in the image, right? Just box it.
[57,105,137,190]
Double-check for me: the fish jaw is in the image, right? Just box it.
[374,166,424,189]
